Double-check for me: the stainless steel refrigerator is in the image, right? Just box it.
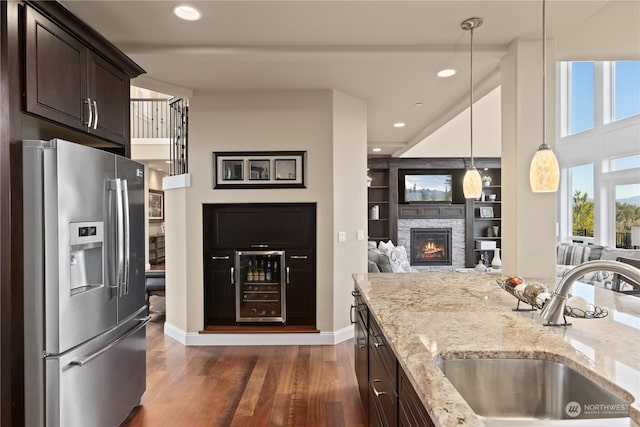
[22,139,149,427]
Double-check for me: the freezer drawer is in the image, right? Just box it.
[43,320,147,427]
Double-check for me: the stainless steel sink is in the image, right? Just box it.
[436,358,631,427]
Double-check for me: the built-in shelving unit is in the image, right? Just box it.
[367,157,393,243]
[366,157,500,267]
[468,175,502,267]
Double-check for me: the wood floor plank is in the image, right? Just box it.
[122,314,366,427]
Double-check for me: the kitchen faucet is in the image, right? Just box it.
[540,260,640,326]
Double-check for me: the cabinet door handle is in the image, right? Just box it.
[371,379,387,397]
[84,98,93,128]
[230,267,235,285]
[286,267,290,284]
[351,290,361,297]
[92,100,99,129]
[251,244,268,248]
[373,335,385,348]
[290,255,308,260]
[211,255,230,260]
[350,304,356,324]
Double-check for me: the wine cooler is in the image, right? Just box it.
[235,250,286,323]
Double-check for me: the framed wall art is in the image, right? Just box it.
[149,190,164,222]
[213,151,306,189]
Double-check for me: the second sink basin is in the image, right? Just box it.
[436,358,631,426]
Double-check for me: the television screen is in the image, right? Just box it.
[404,174,453,202]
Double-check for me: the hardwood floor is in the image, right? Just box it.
[123,312,367,427]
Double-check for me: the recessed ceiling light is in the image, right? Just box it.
[393,122,406,128]
[414,102,424,107]
[437,69,457,78]
[173,4,202,21]
[372,148,382,152]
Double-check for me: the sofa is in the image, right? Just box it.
[556,243,640,293]
[367,241,416,273]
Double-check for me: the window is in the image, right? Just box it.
[611,154,640,172]
[613,61,640,121]
[615,183,640,248]
[570,164,594,238]
[569,62,595,135]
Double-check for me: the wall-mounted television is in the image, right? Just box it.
[403,174,453,203]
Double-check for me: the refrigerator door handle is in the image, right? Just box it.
[115,179,125,296]
[121,180,131,296]
[105,180,119,294]
[69,317,151,367]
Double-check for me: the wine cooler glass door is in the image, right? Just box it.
[235,250,286,323]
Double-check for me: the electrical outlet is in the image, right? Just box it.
[356,230,365,241]
[338,231,347,243]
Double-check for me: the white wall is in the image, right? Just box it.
[500,39,557,278]
[164,89,367,336]
[402,87,502,158]
[332,91,368,330]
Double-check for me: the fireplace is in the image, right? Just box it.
[410,228,452,266]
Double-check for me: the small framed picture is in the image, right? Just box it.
[479,206,494,218]
[221,160,244,181]
[249,160,270,180]
[275,159,297,180]
[148,190,164,222]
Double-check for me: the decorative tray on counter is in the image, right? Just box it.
[496,278,608,319]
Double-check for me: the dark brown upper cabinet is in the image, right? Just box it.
[23,3,143,150]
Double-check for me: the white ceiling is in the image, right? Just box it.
[61,0,614,156]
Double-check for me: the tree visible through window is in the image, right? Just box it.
[615,183,640,248]
[570,164,594,238]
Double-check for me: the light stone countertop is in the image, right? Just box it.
[353,272,640,427]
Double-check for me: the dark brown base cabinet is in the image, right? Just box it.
[354,288,435,427]
[203,204,316,328]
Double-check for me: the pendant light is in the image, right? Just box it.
[529,0,560,192]
[461,17,483,199]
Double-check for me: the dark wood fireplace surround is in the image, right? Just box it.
[202,203,317,330]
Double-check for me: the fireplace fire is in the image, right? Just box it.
[410,228,452,266]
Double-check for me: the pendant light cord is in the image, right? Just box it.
[542,0,547,149]
[470,24,475,167]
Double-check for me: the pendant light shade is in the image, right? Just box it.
[461,17,483,199]
[463,166,483,199]
[529,0,560,193]
[530,143,559,192]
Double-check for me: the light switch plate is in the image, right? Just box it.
[356,230,365,241]
[338,231,347,242]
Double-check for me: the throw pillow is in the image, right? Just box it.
[389,245,412,273]
[587,244,604,261]
[557,244,591,266]
[367,241,377,250]
[578,270,613,289]
[378,240,394,255]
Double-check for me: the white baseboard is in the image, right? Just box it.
[163,322,354,346]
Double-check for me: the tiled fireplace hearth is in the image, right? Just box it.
[398,219,465,271]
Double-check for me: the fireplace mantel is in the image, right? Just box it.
[398,204,465,219]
